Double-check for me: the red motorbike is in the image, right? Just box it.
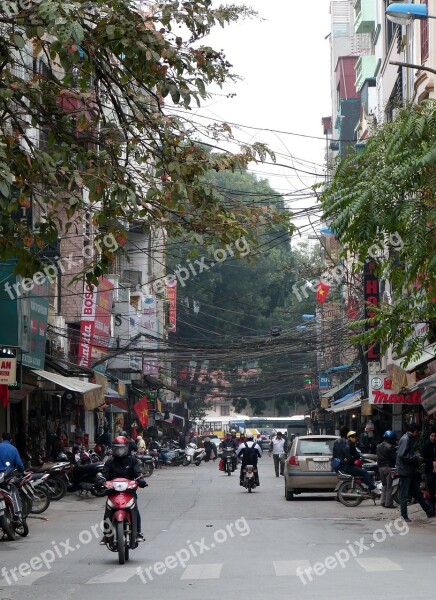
[102,478,143,564]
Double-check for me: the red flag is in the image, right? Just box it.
[316,281,330,304]
[133,396,149,428]
[0,385,9,409]
[131,424,138,440]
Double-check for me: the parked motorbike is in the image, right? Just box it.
[241,464,257,492]
[135,453,155,477]
[0,468,30,539]
[184,443,206,466]
[222,446,236,475]
[336,459,381,507]
[29,460,73,500]
[68,461,106,496]
[29,472,51,514]
[101,477,145,564]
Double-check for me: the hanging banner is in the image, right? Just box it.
[77,282,97,368]
[364,261,380,361]
[133,395,149,428]
[166,279,177,332]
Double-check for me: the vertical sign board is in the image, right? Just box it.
[77,282,97,368]
[92,277,114,358]
[142,295,159,377]
[166,280,177,332]
[364,261,380,361]
[21,279,50,369]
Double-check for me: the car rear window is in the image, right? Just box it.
[297,439,335,456]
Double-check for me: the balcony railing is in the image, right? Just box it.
[354,0,376,34]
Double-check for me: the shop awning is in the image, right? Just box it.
[409,373,436,392]
[321,373,361,399]
[392,343,436,373]
[162,412,185,426]
[32,369,103,410]
[326,393,362,414]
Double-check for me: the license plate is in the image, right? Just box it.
[314,462,329,471]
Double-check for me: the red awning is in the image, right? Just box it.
[103,397,129,412]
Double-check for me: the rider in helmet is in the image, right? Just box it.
[377,431,398,505]
[340,431,381,496]
[376,431,397,508]
[100,436,147,544]
[219,432,239,471]
[236,432,262,486]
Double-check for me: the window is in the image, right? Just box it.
[220,405,230,417]
[421,0,429,63]
[297,439,336,456]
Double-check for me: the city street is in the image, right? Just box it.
[1,456,435,600]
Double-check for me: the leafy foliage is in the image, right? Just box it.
[0,0,289,281]
[320,101,436,363]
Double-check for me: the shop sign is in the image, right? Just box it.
[0,357,17,384]
[166,280,177,332]
[369,373,422,404]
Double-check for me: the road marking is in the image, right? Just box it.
[86,567,139,584]
[180,564,222,579]
[273,560,311,576]
[0,571,51,586]
[355,557,403,572]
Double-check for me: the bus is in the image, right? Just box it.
[230,416,309,437]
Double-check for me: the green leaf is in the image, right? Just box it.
[13,34,26,49]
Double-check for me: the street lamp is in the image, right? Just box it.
[386,3,435,25]
[386,4,436,76]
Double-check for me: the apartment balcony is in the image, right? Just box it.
[355,55,376,92]
[354,0,376,34]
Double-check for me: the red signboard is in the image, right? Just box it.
[77,282,97,368]
[77,277,113,367]
[166,280,177,332]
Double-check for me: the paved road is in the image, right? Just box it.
[1,456,435,599]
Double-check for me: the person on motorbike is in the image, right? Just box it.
[0,433,24,473]
[220,433,238,471]
[339,431,380,497]
[236,432,262,486]
[376,430,397,508]
[99,436,147,544]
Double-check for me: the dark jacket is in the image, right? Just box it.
[339,441,361,466]
[396,432,420,477]
[102,455,142,481]
[376,441,397,468]
[332,437,347,460]
[421,441,436,475]
[219,438,238,452]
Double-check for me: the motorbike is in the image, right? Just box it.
[184,443,206,466]
[68,461,106,497]
[29,472,51,514]
[336,459,381,507]
[135,453,155,477]
[0,468,30,539]
[222,446,236,475]
[241,464,257,492]
[101,477,144,564]
[29,460,73,500]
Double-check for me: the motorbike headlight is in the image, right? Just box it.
[113,482,128,492]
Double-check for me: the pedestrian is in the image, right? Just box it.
[421,429,436,510]
[269,431,287,477]
[178,431,186,449]
[203,436,216,462]
[0,432,24,473]
[136,435,146,455]
[396,423,435,522]
[376,430,397,508]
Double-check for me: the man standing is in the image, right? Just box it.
[421,429,436,510]
[376,430,397,508]
[396,423,435,522]
[269,431,287,477]
[0,433,24,473]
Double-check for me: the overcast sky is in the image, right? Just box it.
[191,0,333,236]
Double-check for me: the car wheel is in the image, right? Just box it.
[285,483,294,501]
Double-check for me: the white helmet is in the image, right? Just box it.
[245,432,254,440]
[230,429,236,434]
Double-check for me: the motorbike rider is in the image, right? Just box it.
[236,432,262,486]
[339,431,380,497]
[0,432,24,473]
[376,430,397,508]
[220,432,238,471]
[99,436,147,544]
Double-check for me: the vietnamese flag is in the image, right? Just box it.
[133,396,149,428]
[316,281,330,304]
